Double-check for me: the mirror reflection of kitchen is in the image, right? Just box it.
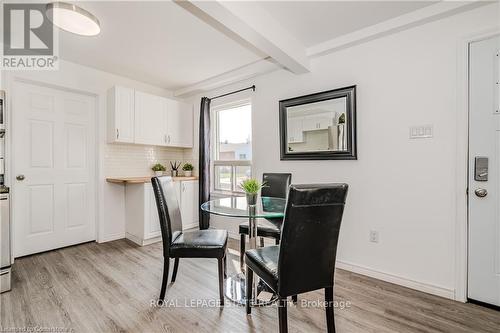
[286,97,347,153]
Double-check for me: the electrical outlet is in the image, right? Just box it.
[369,230,379,243]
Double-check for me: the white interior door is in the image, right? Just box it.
[12,81,96,257]
[468,35,500,306]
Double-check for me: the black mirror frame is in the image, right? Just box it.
[279,85,357,160]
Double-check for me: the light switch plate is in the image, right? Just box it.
[410,125,433,139]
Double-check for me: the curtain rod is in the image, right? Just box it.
[210,85,255,100]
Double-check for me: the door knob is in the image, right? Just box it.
[475,188,488,198]
[16,175,25,181]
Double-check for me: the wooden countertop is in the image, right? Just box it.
[106,176,198,184]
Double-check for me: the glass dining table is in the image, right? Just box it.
[201,196,286,305]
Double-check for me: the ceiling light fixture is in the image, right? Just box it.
[46,2,101,36]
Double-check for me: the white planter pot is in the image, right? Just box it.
[184,171,192,177]
[154,171,163,177]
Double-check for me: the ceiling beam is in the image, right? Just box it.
[174,58,280,98]
[307,1,490,58]
[176,0,310,74]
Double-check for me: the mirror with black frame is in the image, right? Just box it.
[279,86,357,160]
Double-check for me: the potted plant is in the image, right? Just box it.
[170,161,181,177]
[152,163,166,177]
[182,163,194,177]
[240,179,267,206]
[338,113,345,125]
[337,113,346,150]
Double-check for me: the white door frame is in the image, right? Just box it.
[5,75,101,253]
[455,28,500,302]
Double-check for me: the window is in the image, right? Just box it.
[212,101,252,193]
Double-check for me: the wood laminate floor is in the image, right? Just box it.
[1,239,499,333]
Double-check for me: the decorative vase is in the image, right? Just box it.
[171,170,178,177]
[154,171,163,177]
[184,171,192,177]
[246,193,257,206]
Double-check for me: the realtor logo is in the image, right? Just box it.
[2,3,58,70]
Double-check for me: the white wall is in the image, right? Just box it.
[184,4,500,300]
[4,60,186,243]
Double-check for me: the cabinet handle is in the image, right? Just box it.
[168,135,171,143]
[116,129,119,139]
[164,134,167,143]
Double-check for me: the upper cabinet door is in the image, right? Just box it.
[134,91,167,146]
[166,99,193,148]
[107,86,135,143]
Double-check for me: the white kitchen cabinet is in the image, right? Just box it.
[134,91,167,146]
[107,86,194,148]
[302,113,334,131]
[166,99,193,148]
[179,180,199,230]
[107,86,135,143]
[125,180,199,246]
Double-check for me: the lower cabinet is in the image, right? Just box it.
[125,180,199,246]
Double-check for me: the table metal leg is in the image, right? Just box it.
[247,208,258,303]
[225,205,276,306]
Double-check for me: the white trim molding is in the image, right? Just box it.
[337,260,455,300]
[98,232,125,244]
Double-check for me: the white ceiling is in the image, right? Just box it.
[58,1,263,90]
[258,1,437,48]
[58,1,441,92]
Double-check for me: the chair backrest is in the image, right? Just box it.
[261,173,292,199]
[151,176,183,257]
[277,183,348,297]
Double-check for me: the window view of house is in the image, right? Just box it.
[213,103,252,193]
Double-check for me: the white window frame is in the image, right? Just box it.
[211,99,252,195]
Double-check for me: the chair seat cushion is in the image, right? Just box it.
[170,229,228,258]
[239,218,283,239]
[245,245,279,292]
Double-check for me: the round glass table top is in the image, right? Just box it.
[201,196,286,218]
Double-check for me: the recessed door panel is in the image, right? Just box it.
[29,92,54,112]
[64,98,87,117]
[66,183,87,228]
[66,124,87,168]
[28,185,54,235]
[30,120,53,168]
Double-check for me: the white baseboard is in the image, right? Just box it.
[336,260,455,300]
[125,232,162,246]
[183,222,199,231]
[98,232,125,243]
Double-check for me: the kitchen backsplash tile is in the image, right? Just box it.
[104,144,190,177]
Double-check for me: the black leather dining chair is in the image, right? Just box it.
[151,176,228,305]
[239,173,291,267]
[245,183,349,333]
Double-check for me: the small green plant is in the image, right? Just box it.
[182,163,194,171]
[338,113,346,124]
[239,179,267,194]
[152,163,166,172]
